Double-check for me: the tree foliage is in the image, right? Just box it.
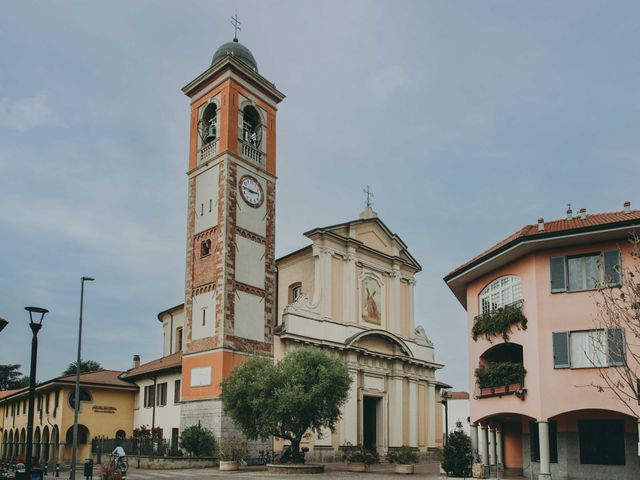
[220,346,352,463]
[472,302,527,342]
[179,423,216,457]
[474,361,526,388]
[63,360,103,375]
[591,234,640,417]
[0,364,29,390]
[441,427,473,477]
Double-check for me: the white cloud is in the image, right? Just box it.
[367,65,409,100]
[0,93,59,130]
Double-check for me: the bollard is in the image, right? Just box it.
[55,462,60,477]
[44,463,48,476]
[83,458,93,480]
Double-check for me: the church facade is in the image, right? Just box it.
[274,206,446,456]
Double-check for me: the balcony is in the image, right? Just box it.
[198,140,218,164]
[239,140,265,167]
[472,299,526,342]
[475,343,527,400]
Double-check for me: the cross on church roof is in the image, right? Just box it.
[363,185,374,209]
[231,12,242,40]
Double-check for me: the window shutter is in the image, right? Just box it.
[607,328,625,366]
[550,257,567,292]
[603,250,622,286]
[553,331,570,368]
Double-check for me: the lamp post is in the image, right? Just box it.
[0,317,8,333]
[24,306,49,479]
[70,276,94,480]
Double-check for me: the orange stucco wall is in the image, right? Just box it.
[466,239,637,424]
[181,350,251,401]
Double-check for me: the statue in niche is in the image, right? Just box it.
[362,277,381,324]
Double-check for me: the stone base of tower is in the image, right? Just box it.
[180,398,271,457]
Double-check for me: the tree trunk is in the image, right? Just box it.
[290,438,304,464]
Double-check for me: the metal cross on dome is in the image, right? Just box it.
[231,13,242,40]
[363,185,374,209]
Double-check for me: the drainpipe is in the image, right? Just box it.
[274,267,279,327]
[151,376,157,430]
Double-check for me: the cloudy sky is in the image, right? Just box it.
[1,1,638,391]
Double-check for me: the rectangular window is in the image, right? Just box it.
[568,254,600,291]
[174,380,181,404]
[175,327,183,352]
[579,420,625,465]
[553,329,626,368]
[551,251,622,293]
[143,385,155,408]
[45,392,50,414]
[190,366,212,387]
[157,382,168,406]
[23,399,26,414]
[529,421,558,463]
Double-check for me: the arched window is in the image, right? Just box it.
[68,389,92,410]
[288,282,302,304]
[479,275,521,314]
[115,430,126,441]
[199,103,217,145]
[242,105,261,148]
[201,239,211,257]
[65,425,89,445]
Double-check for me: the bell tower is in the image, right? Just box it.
[179,35,285,440]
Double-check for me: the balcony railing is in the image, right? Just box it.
[240,140,265,166]
[475,360,527,400]
[198,140,218,164]
[474,298,524,323]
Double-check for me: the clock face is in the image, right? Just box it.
[239,175,264,208]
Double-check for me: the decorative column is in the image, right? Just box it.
[496,428,503,468]
[470,424,479,457]
[408,278,416,333]
[408,380,419,447]
[389,265,401,334]
[312,246,333,318]
[426,382,436,448]
[480,424,489,467]
[342,250,357,323]
[538,421,551,479]
[489,426,497,469]
[388,368,404,447]
[341,368,359,445]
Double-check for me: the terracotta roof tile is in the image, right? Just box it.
[0,389,24,399]
[449,209,640,278]
[56,370,134,388]
[122,352,182,379]
[448,391,470,400]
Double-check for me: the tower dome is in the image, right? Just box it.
[211,38,258,72]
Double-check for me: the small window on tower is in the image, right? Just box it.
[201,239,211,257]
[289,282,302,304]
[199,103,217,145]
[175,327,183,352]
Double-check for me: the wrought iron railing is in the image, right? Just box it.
[474,298,524,323]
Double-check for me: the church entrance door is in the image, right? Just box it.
[363,396,380,451]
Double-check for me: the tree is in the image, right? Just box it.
[590,234,640,417]
[180,423,216,457]
[63,360,103,375]
[0,364,29,390]
[220,346,352,463]
[441,424,473,477]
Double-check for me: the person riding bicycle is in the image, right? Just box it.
[111,444,127,470]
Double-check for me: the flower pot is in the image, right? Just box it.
[472,462,488,478]
[219,460,239,471]
[493,386,507,394]
[480,387,493,396]
[507,383,521,392]
[348,462,367,472]
[394,464,414,474]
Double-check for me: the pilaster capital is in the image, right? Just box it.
[343,252,357,263]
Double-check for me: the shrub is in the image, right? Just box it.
[474,361,526,389]
[219,435,248,462]
[340,442,379,464]
[387,446,419,465]
[179,423,216,457]
[472,303,527,342]
[441,430,473,477]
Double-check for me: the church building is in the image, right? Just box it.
[274,205,446,457]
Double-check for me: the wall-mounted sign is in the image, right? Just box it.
[92,405,117,414]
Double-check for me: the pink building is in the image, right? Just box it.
[445,203,640,480]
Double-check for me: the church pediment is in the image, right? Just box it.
[346,330,413,358]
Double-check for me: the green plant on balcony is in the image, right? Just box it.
[472,302,527,342]
[474,361,526,389]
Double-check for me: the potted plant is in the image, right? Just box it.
[472,452,487,479]
[387,446,419,474]
[219,435,248,471]
[341,442,379,472]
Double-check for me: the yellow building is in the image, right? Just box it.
[0,370,136,465]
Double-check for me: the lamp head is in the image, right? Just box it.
[25,306,49,326]
[0,317,7,333]
[82,277,95,282]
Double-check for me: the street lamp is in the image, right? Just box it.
[24,306,49,479]
[0,317,8,333]
[70,276,94,480]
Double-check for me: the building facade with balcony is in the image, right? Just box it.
[445,203,640,480]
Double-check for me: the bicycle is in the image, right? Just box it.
[108,454,129,474]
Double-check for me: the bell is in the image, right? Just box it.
[205,121,216,143]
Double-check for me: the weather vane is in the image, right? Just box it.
[231,12,242,40]
[363,185,374,209]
